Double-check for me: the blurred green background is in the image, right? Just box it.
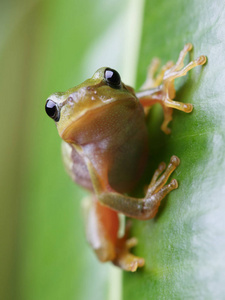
[1,1,137,299]
[1,0,225,300]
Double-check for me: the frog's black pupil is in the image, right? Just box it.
[104,68,121,88]
[45,100,60,122]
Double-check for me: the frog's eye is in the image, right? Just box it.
[104,68,121,88]
[45,100,60,122]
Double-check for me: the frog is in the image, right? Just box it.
[45,43,206,272]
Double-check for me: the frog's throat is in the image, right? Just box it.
[59,98,138,145]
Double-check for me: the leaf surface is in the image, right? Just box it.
[123,0,225,299]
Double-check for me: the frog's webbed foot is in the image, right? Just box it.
[138,43,207,134]
[113,221,145,272]
[161,44,206,120]
[142,155,180,218]
[141,58,174,90]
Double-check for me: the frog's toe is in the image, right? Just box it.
[113,252,145,272]
[113,230,145,272]
[126,237,138,249]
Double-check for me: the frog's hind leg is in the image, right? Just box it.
[82,196,144,271]
[113,221,145,272]
[82,196,118,262]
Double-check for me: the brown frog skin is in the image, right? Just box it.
[45,44,206,272]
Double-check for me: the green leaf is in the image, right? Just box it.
[123,0,225,299]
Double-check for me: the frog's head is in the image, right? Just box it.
[45,67,139,144]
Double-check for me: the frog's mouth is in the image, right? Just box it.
[60,99,137,145]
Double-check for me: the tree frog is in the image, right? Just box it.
[45,44,206,272]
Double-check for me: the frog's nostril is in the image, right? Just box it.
[45,99,60,122]
[67,97,74,105]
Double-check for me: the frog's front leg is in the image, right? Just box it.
[84,156,179,271]
[86,155,180,220]
[137,43,207,134]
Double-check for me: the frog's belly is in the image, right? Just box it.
[107,130,148,193]
[62,141,93,191]
[81,125,149,194]
[62,110,149,194]
[62,133,148,194]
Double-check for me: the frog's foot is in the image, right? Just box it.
[140,155,180,218]
[113,222,145,272]
[151,156,180,193]
[141,57,174,90]
[160,43,207,133]
[138,43,206,134]
[163,43,206,109]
